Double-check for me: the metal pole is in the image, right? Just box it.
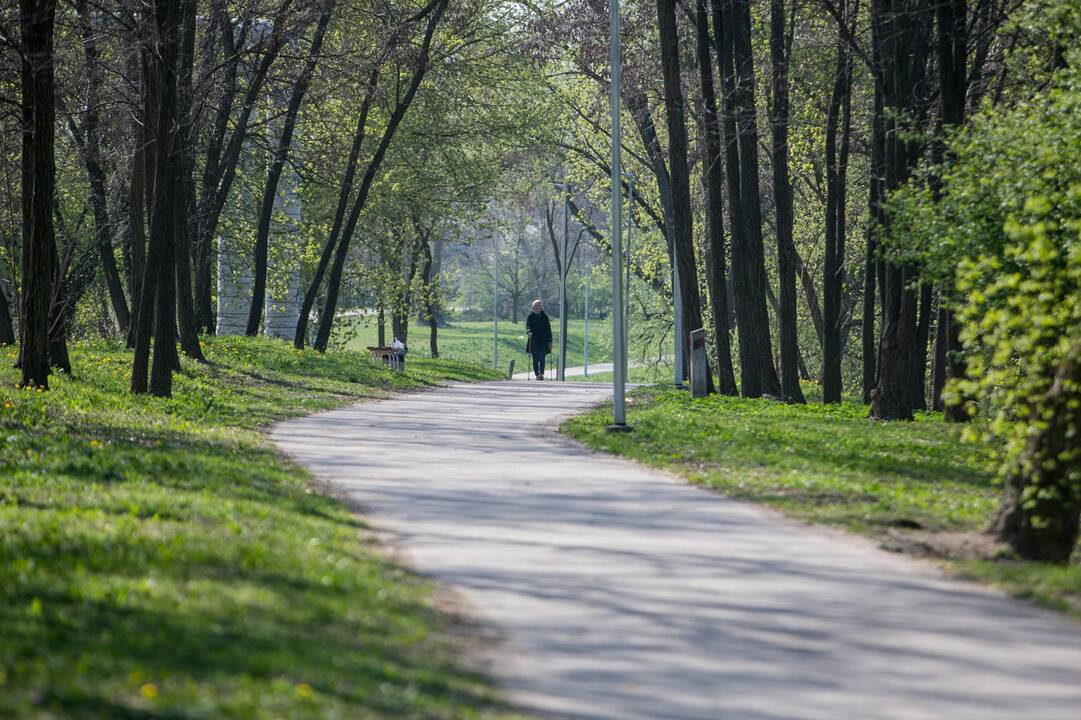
[558,185,569,381]
[493,232,499,370]
[673,258,683,387]
[608,0,629,430]
[624,175,633,380]
[584,244,590,377]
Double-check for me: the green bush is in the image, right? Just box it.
[885,62,1081,523]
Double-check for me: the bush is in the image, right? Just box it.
[885,61,1081,560]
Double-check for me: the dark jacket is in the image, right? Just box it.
[525,311,552,355]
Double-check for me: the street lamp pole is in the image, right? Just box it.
[556,183,569,381]
[624,173,634,381]
[583,243,590,377]
[493,231,499,370]
[607,0,630,431]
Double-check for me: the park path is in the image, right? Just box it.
[271,381,1081,720]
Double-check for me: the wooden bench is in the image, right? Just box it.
[367,346,404,371]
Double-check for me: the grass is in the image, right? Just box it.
[341,318,616,371]
[0,336,513,719]
[562,385,1081,619]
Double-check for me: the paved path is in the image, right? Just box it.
[512,362,620,381]
[271,382,1081,720]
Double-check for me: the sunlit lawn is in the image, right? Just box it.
[0,337,514,718]
[340,317,615,371]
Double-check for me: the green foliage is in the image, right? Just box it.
[0,336,509,718]
[885,61,1081,494]
[563,387,1080,617]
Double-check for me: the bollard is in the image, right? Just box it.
[507,359,515,380]
[690,328,708,398]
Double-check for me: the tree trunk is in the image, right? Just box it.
[19,0,58,388]
[0,283,14,345]
[769,0,804,403]
[193,3,239,332]
[936,0,970,423]
[694,0,737,395]
[823,1,854,404]
[656,0,713,394]
[193,8,287,333]
[247,0,335,335]
[419,231,438,358]
[868,0,933,420]
[931,303,947,410]
[862,72,885,404]
[912,282,933,409]
[991,340,1081,563]
[74,0,130,335]
[294,68,380,349]
[133,0,182,397]
[313,0,448,352]
[714,0,781,398]
[175,0,204,362]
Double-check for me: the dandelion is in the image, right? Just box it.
[140,683,158,699]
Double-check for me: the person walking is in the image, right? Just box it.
[525,299,553,380]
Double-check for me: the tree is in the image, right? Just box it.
[308,0,449,352]
[247,0,335,335]
[18,0,59,389]
[655,0,712,394]
[867,0,933,421]
[768,0,805,403]
[132,0,183,397]
[822,0,854,403]
[714,0,780,398]
[693,0,737,396]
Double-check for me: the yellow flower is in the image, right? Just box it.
[140,683,158,699]
[295,682,314,699]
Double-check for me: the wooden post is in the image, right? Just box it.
[690,328,708,398]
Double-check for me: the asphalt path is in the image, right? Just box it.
[271,381,1081,720]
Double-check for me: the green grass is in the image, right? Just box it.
[563,385,1081,619]
[0,336,513,719]
[341,318,615,371]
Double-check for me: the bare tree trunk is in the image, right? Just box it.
[419,229,438,358]
[175,0,205,362]
[133,0,182,397]
[656,0,712,393]
[936,0,970,423]
[823,0,854,404]
[869,0,933,420]
[714,0,781,397]
[247,0,335,334]
[19,0,59,388]
[769,0,804,403]
[694,0,737,395]
[862,73,884,404]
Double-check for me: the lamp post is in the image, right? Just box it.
[555,182,569,381]
[492,231,499,370]
[583,242,590,377]
[607,0,630,431]
[624,173,634,381]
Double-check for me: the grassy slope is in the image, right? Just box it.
[0,337,512,719]
[563,386,1081,619]
[341,318,615,370]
